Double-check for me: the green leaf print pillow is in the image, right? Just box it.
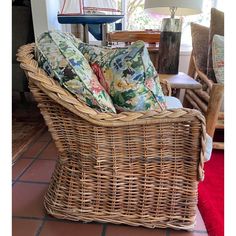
[35,31,116,113]
[77,40,167,112]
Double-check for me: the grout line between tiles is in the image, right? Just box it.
[12,140,51,187]
[17,156,44,160]
[44,216,100,224]
[13,216,44,221]
[39,156,58,160]
[13,129,49,161]
[16,180,50,184]
[21,157,57,161]
[13,214,103,224]
[35,218,46,236]
[12,215,73,223]
[166,229,170,236]
[101,224,107,236]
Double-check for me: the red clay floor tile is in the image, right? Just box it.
[12,218,42,236]
[38,142,58,160]
[12,159,34,180]
[39,221,102,236]
[37,131,52,142]
[12,182,48,218]
[19,160,56,182]
[21,141,49,158]
[106,224,166,236]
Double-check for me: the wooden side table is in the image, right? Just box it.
[159,72,202,98]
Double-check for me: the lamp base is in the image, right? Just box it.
[158,18,182,75]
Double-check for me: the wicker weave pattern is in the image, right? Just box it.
[17,43,206,230]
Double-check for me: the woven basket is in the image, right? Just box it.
[17,43,206,230]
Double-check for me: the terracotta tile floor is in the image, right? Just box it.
[12,130,209,236]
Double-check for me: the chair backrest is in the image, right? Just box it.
[185,52,224,139]
[106,30,160,46]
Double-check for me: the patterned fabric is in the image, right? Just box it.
[212,34,224,112]
[35,31,116,113]
[77,41,166,112]
[212,35,224,84]
[207,8,224,82]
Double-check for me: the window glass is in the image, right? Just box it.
[121,0,221,45]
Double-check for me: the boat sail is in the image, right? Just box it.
[60,0,120,15]
[60,0,84,15]
[83,0,119,14]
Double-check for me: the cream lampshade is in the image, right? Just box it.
[144,0,203,74]
[144,0,203,18]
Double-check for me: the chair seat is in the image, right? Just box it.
[165,96,183,109]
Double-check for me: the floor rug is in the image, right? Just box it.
[198,149,224,236]
[12,94,46,163]
[12,121,46,162]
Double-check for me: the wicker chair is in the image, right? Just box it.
[17,43,206,230]
[184,53,224,149]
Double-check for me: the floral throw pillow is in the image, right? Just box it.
[212,34,224,112]
[35,31,116,113]
[212,34,224,84]
[77,41,166,112]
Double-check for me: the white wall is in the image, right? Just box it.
[45,0,62,32]
[31,0,49,38]
[179,44,192,74]
[31,0,70,39]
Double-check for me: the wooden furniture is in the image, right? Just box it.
[107,30,160,44]
[107,30,160,69]
[160,72,202,98]
[184,53,224,149]
[17,43,206,230]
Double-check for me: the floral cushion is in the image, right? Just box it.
[77,41,166,112]
[207,8,224,82]
[212,34,224,112]
[35,31,116,113]
[212,34,224,84]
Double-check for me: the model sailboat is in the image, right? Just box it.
[58,0,123,24]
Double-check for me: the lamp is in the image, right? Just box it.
[144,0,203,74]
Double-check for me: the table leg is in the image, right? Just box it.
[83,24,89,43]
[102,23,108,46]
[172,88,180,98]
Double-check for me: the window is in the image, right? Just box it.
[121,0,223,46]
